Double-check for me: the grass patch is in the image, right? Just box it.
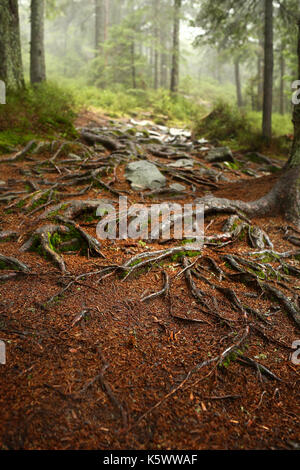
[0,82,77,152]
[57,80,207,127]
[193,100,293,155]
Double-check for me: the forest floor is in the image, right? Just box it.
[0,109,299,450]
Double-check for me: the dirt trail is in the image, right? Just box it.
[0,110,299,450]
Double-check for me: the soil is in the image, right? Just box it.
[0,110,299,450]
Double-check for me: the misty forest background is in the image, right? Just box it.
[1,0,300,155]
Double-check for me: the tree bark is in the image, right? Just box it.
[234,57,243,108]
[199,19,300,227]
[160,29,168,88]
[256,43,263,111]
[30,0,46,84]
[170,0,181,94]
[104,0,109,42]
[153,0,160,90]
[95,0,103,55]
[279,46,285,115]
[0,0,24,90]
[131,41,137,89]
[262,0,274,141]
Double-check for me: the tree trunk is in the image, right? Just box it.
[279,47,285,115]
[160,28,168,88]
[199,19,300,227]
[153,0,160,90]
[95,0,103,55]
[234,57,243,108]
[170,0,181,94]
[256,46,263,111]
[131,41,136,89]
[30,0,46,84]
[0,0,24,90]
[262,0,274,141]
[104,0,109,42]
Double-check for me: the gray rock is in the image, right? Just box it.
[169,183,186,192]
[168,158,194,168]
[125,160,166,191]
[205,147,234,163]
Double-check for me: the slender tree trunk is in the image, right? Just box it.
[95,0,103,55]
[234,57,243,108]
[279,47,285,115]
[153,0,159,90]
[200,19,300,227]
[256,47,263,111]
[30,0,46,84]
[131,41,136,89]
[0,0,24,90]
[262,0,274,141]
[160,32,168,89]
[104,0,109,42]
[170,0,181,93]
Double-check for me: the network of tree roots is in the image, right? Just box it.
[0,111,299,450]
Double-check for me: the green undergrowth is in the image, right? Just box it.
[59,80,207,127]
[0,82,77,153]
[193,100,293,156]
[48,229,83,254]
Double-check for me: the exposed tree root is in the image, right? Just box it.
[41,199,109,220]
[237,356,284,382]
[129,326,249,430]
[0,253,30,273]
[20,225,69,272]
[141,271,170,302]
[81,129,123,151]
[56,216,104,258]
[0,140,37,163]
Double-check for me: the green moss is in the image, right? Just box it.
[181,238,197,246]
[171,250,201,262]
[219,349,244,369]
[47,203,69,218]
[30,191,51,211]
[16,199,26,209]
[0,261,8,270]
[80,209,100,223]
[238,229,247,241]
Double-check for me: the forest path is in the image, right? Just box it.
[0,109,299,450]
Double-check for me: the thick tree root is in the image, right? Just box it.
[56,216,104,258]
[141,271,170,302]
[0,253,30,272]
[223,254,300,329]
[237,356,283,382]
[20,225,69,272]
[81,129,123,151]
[41,199,109,220]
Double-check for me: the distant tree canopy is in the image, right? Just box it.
[0,0,300,133]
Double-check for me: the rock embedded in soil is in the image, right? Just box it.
[169,183,187,191]
[168,158,194,168]
[205,147,234,163]
[125,160,167,191]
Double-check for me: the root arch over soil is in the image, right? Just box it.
[0,114,299,450]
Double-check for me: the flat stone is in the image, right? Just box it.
[168,158,194,168]
[169,183,186,191]
[205,147,234,163]
[125,160,166,191]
